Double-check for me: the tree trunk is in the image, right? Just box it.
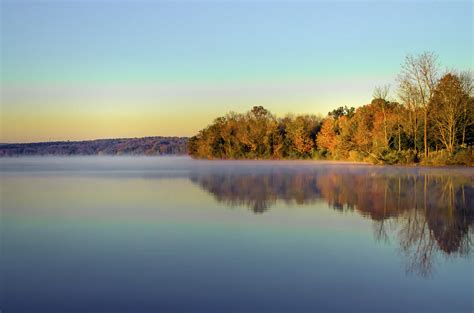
[424,109,428,158]
[398,124,401,152]
[414,114,418,154]
[462,127,466,147]
[383,107,388,148]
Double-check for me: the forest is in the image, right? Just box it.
[188,53,473,165]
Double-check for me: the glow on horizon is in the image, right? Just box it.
[1,1,472,143]
[1,78,382,142]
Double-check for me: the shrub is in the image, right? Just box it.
[347,150,363,162]
[421,149,473,166]
[312,149,328,160]
[452,149,473,166]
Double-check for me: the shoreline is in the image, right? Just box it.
[0,155,472,169]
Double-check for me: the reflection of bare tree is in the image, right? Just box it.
[398,208,437,277]
[189,167,473,277]
[395,174,473,277]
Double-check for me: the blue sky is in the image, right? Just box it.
[1,0,473,142]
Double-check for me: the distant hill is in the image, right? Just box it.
[0,136,188,156]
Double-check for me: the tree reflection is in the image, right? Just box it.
[190,172,323,213]
[190,167,473,277]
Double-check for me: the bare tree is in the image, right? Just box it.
[397,76,422,153]
[373,85,390,100]
[399,52,439,158]
[459,70,474,97]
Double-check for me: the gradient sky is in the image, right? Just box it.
[1,0,472,142]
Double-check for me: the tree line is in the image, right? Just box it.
[189,52,473,165]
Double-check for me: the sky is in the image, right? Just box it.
[1,0,472,143]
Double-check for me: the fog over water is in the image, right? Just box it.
[1,157,473,313]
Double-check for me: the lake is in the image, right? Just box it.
[1,156,473,313]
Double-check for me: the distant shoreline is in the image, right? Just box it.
[0,136,188,157]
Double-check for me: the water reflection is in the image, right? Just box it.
[190,172,322,213]
[190,167,473,277]
[2,158,473,312]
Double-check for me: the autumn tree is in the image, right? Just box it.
[316,117,338,154]
[458,71,474,147]
[430,73,470,153]
[285,115,321,157]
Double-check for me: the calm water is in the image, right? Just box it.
[1,157,473,313]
